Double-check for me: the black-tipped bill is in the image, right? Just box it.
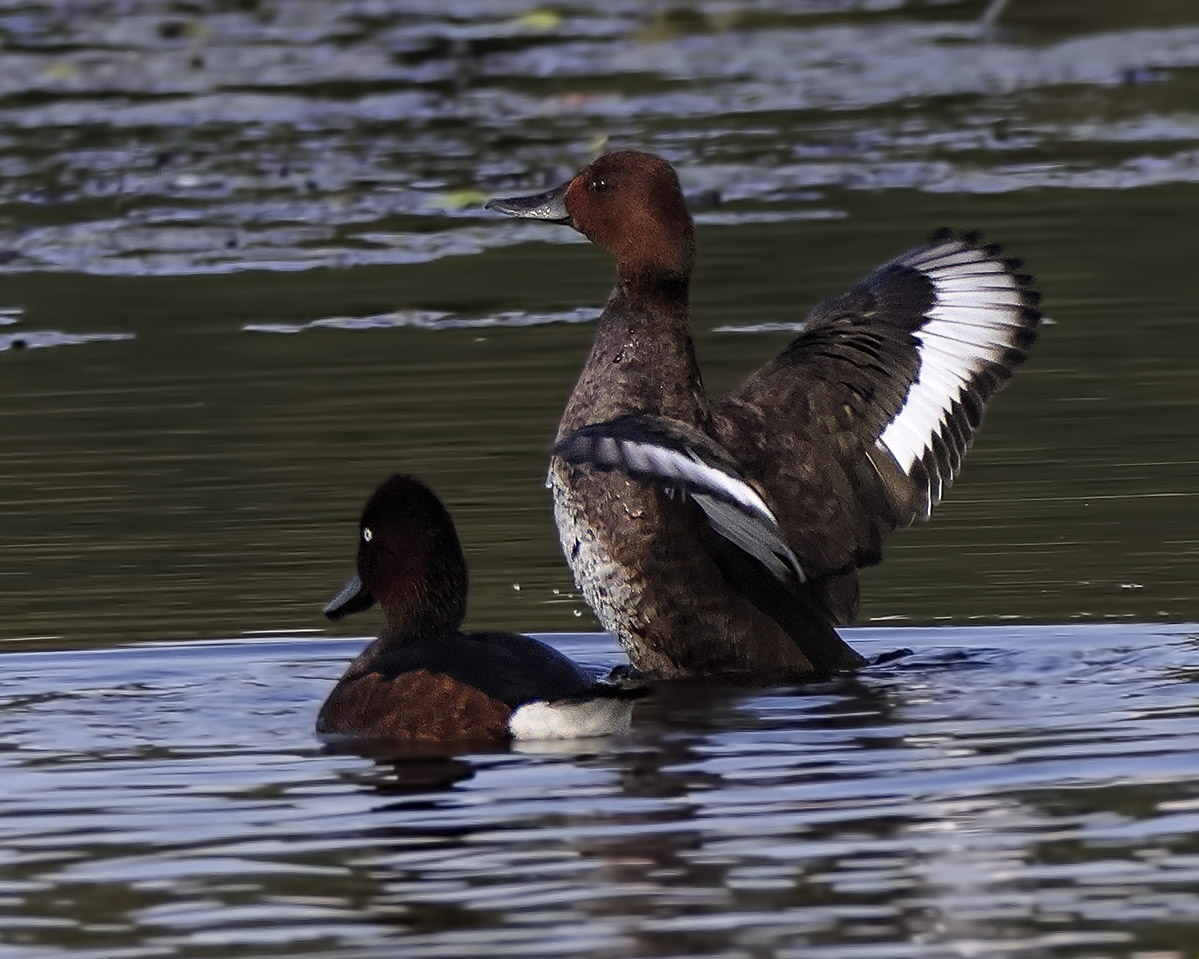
[324,572,376,621]
[484,182,570,223]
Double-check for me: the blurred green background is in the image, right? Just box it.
[1,0,1197,645]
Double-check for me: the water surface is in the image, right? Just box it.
[2,2,1199,955]
[2,0,1198,642]
[3,626,1199,958]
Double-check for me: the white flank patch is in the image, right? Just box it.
[595,436,779,528]
[875,238,1029,515]
[508,696,634,740]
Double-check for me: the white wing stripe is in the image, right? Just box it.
[606,437,779,527]
[684,451,776,522]
[913,358,970,400]
[925,288,1025,310]
[919,333,986,366]
[927,304,1022,325]
[899,387,951,436]
[877,239,1031,491]
[925,253,1004,270]
[928,276,1014,292]
[900,247,989,270]
[879,403,937,472]
[923,322,1016,350]
[899,241,973,268]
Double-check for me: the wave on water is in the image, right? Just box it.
[0,329,133,352]
[244,306,600,334]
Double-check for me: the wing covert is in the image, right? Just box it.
[715,230,1041,595]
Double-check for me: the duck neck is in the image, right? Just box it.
[561,273,705,434]
[622,267,690,305]
[379,611,452,646]
[378,558,468,646]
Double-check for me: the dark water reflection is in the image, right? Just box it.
[2,627,1199,957]
[2,2,1199,955]
[0,0,1197,642]
[2,1,1199,644]
[6,186,1199,642]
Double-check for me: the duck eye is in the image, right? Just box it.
[362,527,373,543]
[590,177,609,192]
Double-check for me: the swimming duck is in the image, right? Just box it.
[318,474,643,742]
[486,150,1041,682]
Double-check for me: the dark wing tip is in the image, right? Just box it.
[552,428,598,463]
[1012,325,1039,351]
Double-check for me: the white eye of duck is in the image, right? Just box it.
[362,527,373,542]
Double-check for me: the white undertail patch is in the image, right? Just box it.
[508,696,634,740]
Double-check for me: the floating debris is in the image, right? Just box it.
[510,9,562,32]
[431,188,493,212]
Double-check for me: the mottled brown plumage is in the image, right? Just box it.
[488,151,1041,682]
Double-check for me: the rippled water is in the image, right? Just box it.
[3,626,1199,958]
[4,1,1199,277]
[3,0,1199,955]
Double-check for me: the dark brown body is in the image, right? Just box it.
[489,151,1040,684]
[549,286,865,680]
[320,663,511,742]
[318,475,637,741]
[317,630,598,742]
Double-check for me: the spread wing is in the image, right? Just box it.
[714,230,1042,616]
[553,414,805,586]
[553,414,862,675]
